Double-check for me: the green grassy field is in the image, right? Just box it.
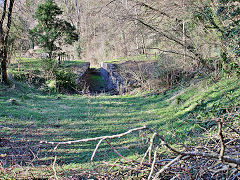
[8,58,86,73]
[8,58,44,72]
[0,76,239,178]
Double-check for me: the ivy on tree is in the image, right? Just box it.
[217,0,240,58]
[194,0,239,73]
[30,0,78,59]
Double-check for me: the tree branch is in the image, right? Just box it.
[40,126,147,145]
[146,127,240,165]
[103,161,146,172]
[154,155,183,179]
[218,118,225,162]
[105,139,159,166]
[91,139,104,163]
[148,147,159,180]
[40,125,240,166]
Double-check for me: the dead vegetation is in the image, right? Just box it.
[116,58,198,94]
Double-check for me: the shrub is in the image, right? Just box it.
[55,69,76,93]
[41,58,57,78]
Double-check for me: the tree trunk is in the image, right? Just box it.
[1,54,7,83]
[0,0,15,84]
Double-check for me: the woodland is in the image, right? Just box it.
[0,0,240,179]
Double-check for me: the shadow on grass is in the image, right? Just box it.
[0,78,239,171]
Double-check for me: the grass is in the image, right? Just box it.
[0,76,240,178]
[8,58,87,72]
[60,60,87,68]
[8,58,44,73]
[7,58,89,91]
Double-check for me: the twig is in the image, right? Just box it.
[40,126,147,145]
[149,133,157,163]
[225,124,240,136]
[141,133,157,165]
[40,125,240,167]
[59,165,71,179]
[105,139,139,165]
[103,162,146,172]
[91,139,104,163]
[148,147,159,180]
[54,144,60,151]
[153,155,182,179]
[146,127,240,165]
[225,138,239,145]
[230,173,240,180]
[143,47,195,59]
[29,148,40,164]
[155,159,174,163]
[182,151,240,165]
[146,127,181,154]
[105,139,161,167]
[218,119,225,162]
[141,147,150,165]
[52,156,59,180]
[229,169,239,179]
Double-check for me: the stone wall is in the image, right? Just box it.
[100,62,125,92]
[100,60,158,93]
[74,62,90,85]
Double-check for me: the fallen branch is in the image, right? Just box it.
[225,138,239,145]
[146,127,240,165]
[40,126,147,145]
[230,173,240,180]
[52,156,59,180]
[105,139,160,167]
[149,133,157,164]
[37,109,240,179]
[105,139,134,164]
[141,133,157,165]
[218,119,225,161]
[41,125,240,166]
[225,124,240,136]
[146,127,181,154]
[91,139,104,163]
[148,147,159,180]
[181,151,240,165]
[103,162,146,173]
[153,155,183,179]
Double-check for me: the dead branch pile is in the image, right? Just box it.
[40,107,240,179]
